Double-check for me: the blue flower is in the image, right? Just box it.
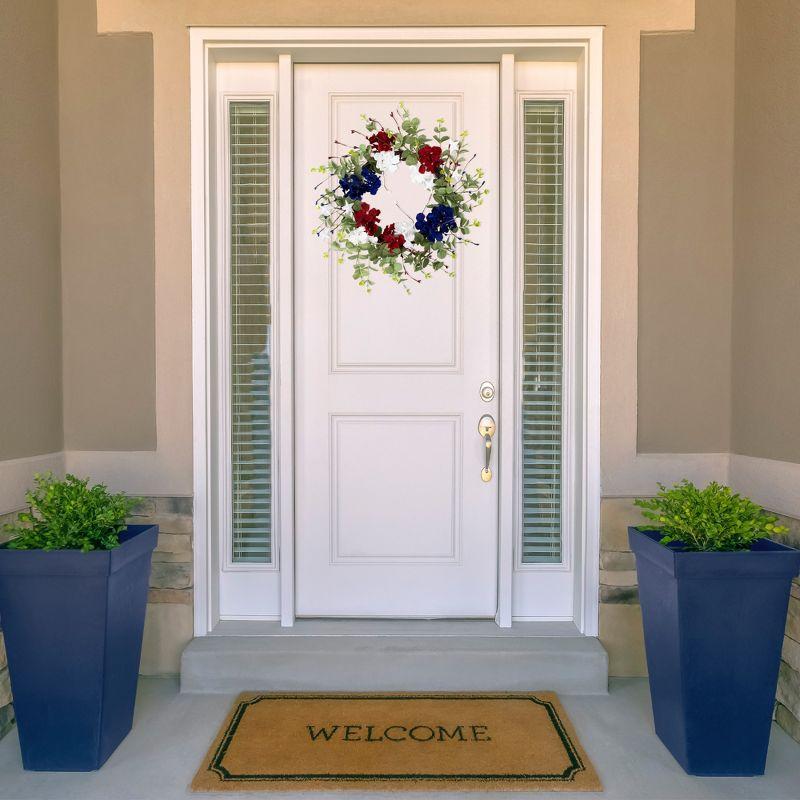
[339,167,382,200]
[361,167,381,195]
[415,204,457,242]
[339,174,363,200]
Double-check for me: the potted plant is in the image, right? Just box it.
[0,473,157,771]
[630,480,800,776]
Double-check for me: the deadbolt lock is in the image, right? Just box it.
[479,381,495,402]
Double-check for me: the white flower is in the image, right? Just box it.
[410,170,435,192]
[397,220,413,237]
[447,139,461,155]
[375,150,401,173]
[346,228,377,246]
[317,229,331,242]
[406,241,426,254]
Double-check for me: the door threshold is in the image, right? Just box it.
[209,618,581,637]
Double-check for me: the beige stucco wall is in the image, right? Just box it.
[731,0,800,464]
[0,1,63,461]
[6,0,796,471]
[54,0,742,468]
[637,0,734,454]
[89,0,695,497]
[58,0,156,451]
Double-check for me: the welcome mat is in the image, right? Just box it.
[192,692,601,792]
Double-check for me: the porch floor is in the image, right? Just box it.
[0,677,798,799]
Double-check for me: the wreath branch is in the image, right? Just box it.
[394,202,415,222]
[403,264,423,284]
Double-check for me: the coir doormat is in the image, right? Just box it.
[192,692,601,792]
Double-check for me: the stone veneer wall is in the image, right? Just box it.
[0,509,17,739]
[0,496,193,742]
[599,499,649,677]
[598,497,800,746]
[774,514,800,744]
[129,497,194,675]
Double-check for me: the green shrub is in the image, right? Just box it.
[2,473,139,552]
[635,479,788,552]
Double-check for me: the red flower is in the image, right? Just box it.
[380,223,406,252]
[353,203,381,235]
[417,144,442,174]
[368,130,395,153]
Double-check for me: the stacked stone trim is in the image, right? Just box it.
[0,509,19,740]
[0,497,193,742]
[774,513,800,745]
[598,499,648,678]
[128,497,194,675]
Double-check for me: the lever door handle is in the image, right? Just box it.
[478,414,496,482]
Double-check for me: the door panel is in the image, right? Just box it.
[294,63,499,617]
[331,415,460,562]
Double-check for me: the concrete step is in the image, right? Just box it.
[180,621,608,695]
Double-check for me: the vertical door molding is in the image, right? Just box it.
[191,33,214,634]
[578,33,603,637]
[276,54,296,626]
[496,53,516,628]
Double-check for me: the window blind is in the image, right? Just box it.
[521,100,564,564]
[229,101,272,564]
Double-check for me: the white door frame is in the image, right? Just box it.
[190,26,603,635]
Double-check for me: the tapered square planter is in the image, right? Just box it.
[629,526,800,776]
[0,524,157,771]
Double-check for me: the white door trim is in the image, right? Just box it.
[276,54,295,626]
[496,53,516,627]
[190,26,603,636]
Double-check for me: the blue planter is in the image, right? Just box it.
[0,524,157,771]
[629,526,800,776]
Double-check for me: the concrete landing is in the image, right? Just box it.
[180,621,608,694]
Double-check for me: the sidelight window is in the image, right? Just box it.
[229,100,273,564]
[520,100,565,565]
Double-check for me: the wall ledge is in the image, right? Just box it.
[1,450,797,518]
[0,452,64,515]
[730,454,800,520]
[602,451,800,520]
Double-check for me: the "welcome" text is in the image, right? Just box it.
[306,724,492,743]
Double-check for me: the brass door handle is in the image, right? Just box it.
[478,415,496,482]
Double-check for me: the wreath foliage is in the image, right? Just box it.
[312,104,488,290]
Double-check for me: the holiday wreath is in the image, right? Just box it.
[312,104,488,290]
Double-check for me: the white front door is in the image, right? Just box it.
[294,63,499,617]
